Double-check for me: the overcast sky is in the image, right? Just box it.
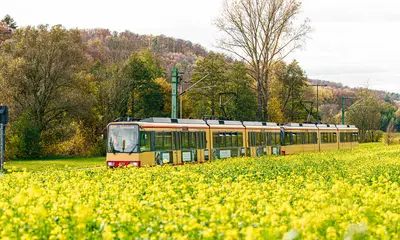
[2,0,399,93]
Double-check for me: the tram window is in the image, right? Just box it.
[309,132,316,144]
[291,133,296,145]
[164,132,172,150]
[201,132,206,148]
[298,133,303,144]
[255,132,261,146]
[238,132,243,147]
[182,132,189,149]
[213,132,219,148]
[218,132,225,147]
[172,132,179,150]
[271,133,276,145]
[351,133,359,142]
[333,133,337,143]
[194,132,199,149]
[248,132,252,147]
[155,132,163,150]
[320,133,326,143]
[196,132,205,149]
[285,132,291,145]
[140,131,151,152]
[232,133,238,147]
[189,132,196,149]
[225,133,231,147]
[275,133,281,145]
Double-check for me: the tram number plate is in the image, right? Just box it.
[219,150,231,159]
[182,152,191,162]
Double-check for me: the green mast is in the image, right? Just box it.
[171,67,179,119]
[342,96,345,124]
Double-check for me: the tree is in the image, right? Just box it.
[0,25,89,157]
[384,118,395,145]
[188,52,228,118]
[396,109,400,132]
[379,101,397,132]
[1,14,17,29]
[225,61,257,120]
[119,51,166,118]
[0,25,88,133]
[215,0,311,121]
[347,89,381,142]
[278,60,308,121]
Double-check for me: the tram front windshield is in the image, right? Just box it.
[108,124,139,153]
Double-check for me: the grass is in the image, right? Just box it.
[3,142,383,172]
[4,156,105,172]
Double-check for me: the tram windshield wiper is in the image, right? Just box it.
[128,144,139,155]
[109,140,116,154]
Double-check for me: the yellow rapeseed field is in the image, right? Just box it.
[1,144,400,239]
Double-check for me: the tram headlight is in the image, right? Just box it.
[107,161,115,167]
[129,161,139,167]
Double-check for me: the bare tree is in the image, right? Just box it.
[347,89,381,142]
[215,0,311,120]
[384,118,395,145]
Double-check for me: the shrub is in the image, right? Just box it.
[5,111,42,160]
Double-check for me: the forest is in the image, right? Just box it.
[0,13,399,159]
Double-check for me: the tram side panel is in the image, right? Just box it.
[134,123,209,166]
[209,128,246,160]
[339,130,352,150]
[302,130,318,153]
[317,128,339,152]
[281,129,304,155]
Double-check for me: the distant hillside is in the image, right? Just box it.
[308,78,400,104]
[80,29,208,76]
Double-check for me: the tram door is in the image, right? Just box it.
[197,149,204,163]
[172,132,181,164]
[196,131,206,163]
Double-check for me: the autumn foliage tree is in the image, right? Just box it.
[0,25,89,157]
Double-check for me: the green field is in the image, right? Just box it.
[4,157,105,172]
[1,143,400,239]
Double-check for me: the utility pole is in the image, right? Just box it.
[0,106,8,173]
[171,68,211,119]
[171,67,181,119]
[341,96,357,124]
[311,84,327,123]
[342,96,345,125]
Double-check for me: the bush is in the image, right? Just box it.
[360,130,384,143]
[5,111,42,160]
[43,121,105,157]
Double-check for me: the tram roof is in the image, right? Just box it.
[283,123,318,128]
[316,124,337,129]
[336,124,358,129]
[242,121,279,127]
[206,120,243,126]
[140,118,207,125]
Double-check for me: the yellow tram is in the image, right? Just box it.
[106,118,359,167]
